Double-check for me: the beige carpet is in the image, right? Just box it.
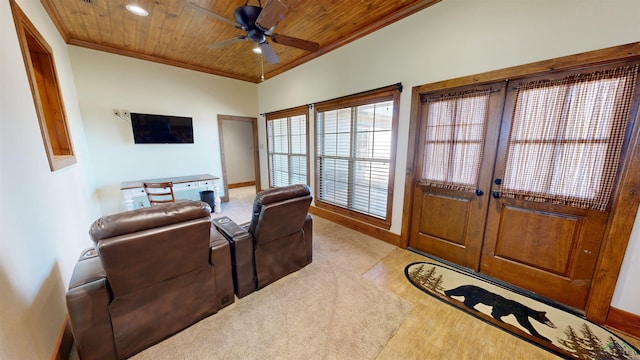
[133,218,412,359]
[71,187,413,359]
[212,185,257,225]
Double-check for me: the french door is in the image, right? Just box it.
[409,62,639,310]
[409,83,505,270]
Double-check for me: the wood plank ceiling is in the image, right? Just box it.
[41,0,440,83]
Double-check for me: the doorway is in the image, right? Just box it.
[408,60,640,312]
[217,115,261,202]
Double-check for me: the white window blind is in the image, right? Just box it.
[266,109,308,187]
[501,64,638,211]
[315,84,400,227]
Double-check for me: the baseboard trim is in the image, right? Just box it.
[51,316,73,360]
[228,181,255,189]
[309,205,401,246]
[606,306,640,340]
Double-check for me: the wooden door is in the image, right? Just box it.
[409,83,506,270]
[480,64,639,310]
[409,62,639,310]
[481,197,609,309]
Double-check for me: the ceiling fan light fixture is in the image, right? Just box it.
[252,45,262,54]
[126,4,149,16]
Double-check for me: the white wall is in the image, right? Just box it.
[258,0,640,314]
[612,211,640,313]
[68,47,258,215]
[222,120,256,184]
[0,0,100,358]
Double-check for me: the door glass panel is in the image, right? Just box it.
[502,65,638,211]
[421,90,491,192]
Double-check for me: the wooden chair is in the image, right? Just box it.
[143,181,175,206]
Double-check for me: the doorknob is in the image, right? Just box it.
[492,191,500,199]
[476,189,484,196]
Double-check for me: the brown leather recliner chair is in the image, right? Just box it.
[66,201,234,359]
[212,184,313,298]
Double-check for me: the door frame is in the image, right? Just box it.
[217,114,261,202]
[401,42,640,324]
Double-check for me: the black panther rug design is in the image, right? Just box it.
[405,262,640,360]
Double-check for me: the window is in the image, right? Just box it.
[315,84,401,229]
[266,106,309,187]
[11,0,76,171]
[421,89,491,192]
[501,64,638,211]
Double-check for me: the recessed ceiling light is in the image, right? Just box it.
[126,4,149,16]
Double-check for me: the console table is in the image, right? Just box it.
[120,174,220,210]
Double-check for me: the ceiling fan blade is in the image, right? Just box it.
[270,33,319,52]
[206,36,247,49]
[186,2,242,29]
[260,42,279,64]
[255,0,289,31]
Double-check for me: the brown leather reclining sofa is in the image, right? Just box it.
[66,201,234,359]
[212,184,313,298]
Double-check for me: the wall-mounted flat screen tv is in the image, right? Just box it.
[130,112,194,144]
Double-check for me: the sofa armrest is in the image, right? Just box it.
[66,256,118,360]
[78,247,98,261]
[213,217,248,239]
[303,214,313,265]
[212,217,256,298]
[209,232,235,309]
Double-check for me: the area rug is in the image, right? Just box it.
[405,262,640,360]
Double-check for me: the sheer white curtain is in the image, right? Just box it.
[501,65,638,211]
[421,90,491,193]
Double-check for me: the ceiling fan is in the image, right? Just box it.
[186,0,320,65]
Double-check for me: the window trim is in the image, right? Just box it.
[265,106,310,188]
[11,0,76,171]
[314,84,401,229]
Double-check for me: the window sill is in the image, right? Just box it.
[50,155,77,171]
[314,200,391,230]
